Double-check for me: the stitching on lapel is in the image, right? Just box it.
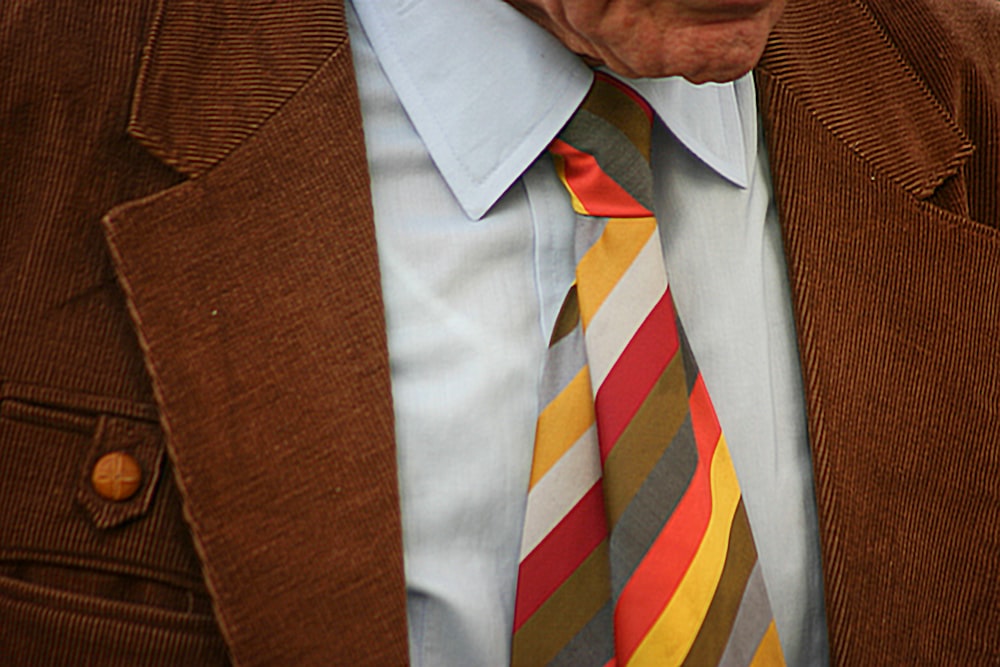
[127,0,348,177]
[757,0,973,200]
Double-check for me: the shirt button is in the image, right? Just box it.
[91,452,143,501]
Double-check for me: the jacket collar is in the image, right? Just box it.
[757,0,971,200]
[128,0,348,176]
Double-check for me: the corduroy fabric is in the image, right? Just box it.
[103,3,410,666]
[0,0,182,401]
[102,42,408,667]
[863,0,1000,226]
[2,0,407,665]
[758,0,1000,664]
[1,0,226,664]
[129,0,345,175]
[0,571,227,667]
[2,0,999,665]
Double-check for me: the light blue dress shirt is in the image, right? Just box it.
[347,1,829,665]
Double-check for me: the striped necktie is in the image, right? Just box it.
[511,72,786,667]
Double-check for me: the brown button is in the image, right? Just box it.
[91,452,143,501]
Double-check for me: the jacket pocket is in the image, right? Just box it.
[0,380,167,532]
[0,380,227,664]
[0,570,229,667]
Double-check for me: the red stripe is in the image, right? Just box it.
[613,376,723,663]
[513,481,608,631]
[689,374,723,446]
[550,139,653,218]
[593,290,679,462]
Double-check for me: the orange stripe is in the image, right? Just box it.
[688,374,723,449]
[550,139,653,218]
[612,376,722,662]
[625,435,742,666]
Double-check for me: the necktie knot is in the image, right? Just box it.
[549,72,655,218]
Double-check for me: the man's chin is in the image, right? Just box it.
[597,42,767,83]
[674,42,769,84]
[507,0,784,82]
[595,15,779,82]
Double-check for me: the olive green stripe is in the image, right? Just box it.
[549,600,614,667]
[582,77,651,161]
[550,284,580,346]
[681,501,759,667]
[717,564,775,667]
[560,111,654,212]
[603,352,689,527]
[511,540,610,667]
[609,414,698,599]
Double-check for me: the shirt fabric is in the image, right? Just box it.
[346,1,830,665]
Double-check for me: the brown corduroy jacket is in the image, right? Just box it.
[1,0,998,665]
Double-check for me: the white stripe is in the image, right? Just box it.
[584,229,668,392]
[519,424,602,561]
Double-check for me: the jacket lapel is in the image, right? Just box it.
[758,0,1000,663]
[102,2,408,665]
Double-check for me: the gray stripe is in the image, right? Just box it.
[718,564,776,667]
[549,600,615,667]
[676,315,699,395]
[561,110,655,212]
[573,214,607,264]
[609,414,698,599]
[538,323,587,410]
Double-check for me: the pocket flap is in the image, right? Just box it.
[75,415,166,530]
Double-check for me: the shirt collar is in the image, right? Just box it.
[353,0,752,220]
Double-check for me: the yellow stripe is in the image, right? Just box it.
[552,153,590,215]
[749,621,785,666]
[575,217,656,328]
[530,367,595,488]
[626,435,743,667]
